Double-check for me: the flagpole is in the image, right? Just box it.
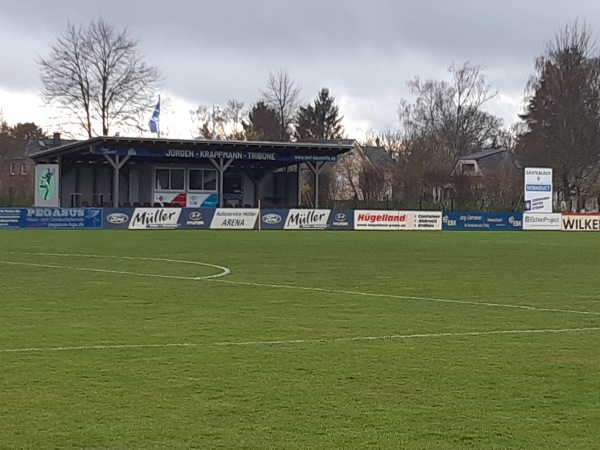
[157,95,161,138]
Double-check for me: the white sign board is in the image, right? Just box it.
[210,208,259,229]
[523,213,562,230]
[524,167,553,213]
[35,164,60,207]
[284,209,330,229]
[354,211,442,231]
[128,208,181,229]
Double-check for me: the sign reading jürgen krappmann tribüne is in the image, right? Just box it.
[524,167,553,213]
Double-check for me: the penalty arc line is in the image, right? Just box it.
[2,327,600,354]
[0,255,231,281]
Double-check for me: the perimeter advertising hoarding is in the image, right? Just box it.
[0,208,103,229]
[524,167,553,213]
[0,208,24,229]
[442,212,523,231]
[104,208,215,229]
[104,208,181,229]
[284,209,331,230]
[328,210,354,230]
[210,209,259,229]
[562,213,600,231]
[523,213,562,230]
[260,209,287,230]
[354,211,442,230]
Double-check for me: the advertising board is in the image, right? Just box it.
[523,213,562,230]
[284,209,330,230]
[0,208,24,229]
[327,210,354,230]
[24,208,103,229]
[442,212,523,231]
[354,211,442,230]
[354,210,409,230]
[562,213,600,231]
[524,167,553,213]
[128,208,182,229]
[210,208,259,229]
[260,209,287,230]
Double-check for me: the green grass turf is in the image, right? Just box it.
[0,230,599,449]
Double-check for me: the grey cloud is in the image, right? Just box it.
[2,0,600,132]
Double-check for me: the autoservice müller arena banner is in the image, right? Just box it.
[524,167,553,213]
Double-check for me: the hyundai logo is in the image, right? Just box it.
[335,213,346,221]
[189,211,203,221]
[106,212,129,224]
[262,213,282,224]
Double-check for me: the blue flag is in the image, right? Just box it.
[149,99,160,133]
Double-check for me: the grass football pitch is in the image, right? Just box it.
[1,230,599,449]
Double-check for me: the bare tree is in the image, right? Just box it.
[39,20,161,137]
[260,69,301,141]
[517,21,600,210]
[398,62,502,159]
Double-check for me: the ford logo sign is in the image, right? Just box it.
[262,213,282,224]
[189,211,203,221]
[335,213,346,221]
[106,213,129,224]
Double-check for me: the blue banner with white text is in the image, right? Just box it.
[442,212,523,231]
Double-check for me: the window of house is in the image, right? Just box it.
[20,162,27,176]
[462,163,476,174]
[155,168,186,191]
[9,161,15,176]
[188,169,217,191]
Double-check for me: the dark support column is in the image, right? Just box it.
[297,163,302,207]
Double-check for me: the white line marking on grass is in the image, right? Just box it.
[2,327,600,354]
[210,279,600,317]
[0,252,230,281]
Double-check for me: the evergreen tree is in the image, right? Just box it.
[245,101,280,141]
[296,88,344,141]
[517,21,600,209]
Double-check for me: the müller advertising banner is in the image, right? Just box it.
[284,209,331,230]
[562,213,600,231]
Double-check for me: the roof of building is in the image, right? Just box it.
[455,148,522,176]
[361,146,395,167]
[30,136,358,169]
[0,133,75,160]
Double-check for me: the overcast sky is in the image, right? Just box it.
[1,0,600,140]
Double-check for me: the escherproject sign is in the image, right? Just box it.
[524,167,553,213]
[523,213,562,230]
